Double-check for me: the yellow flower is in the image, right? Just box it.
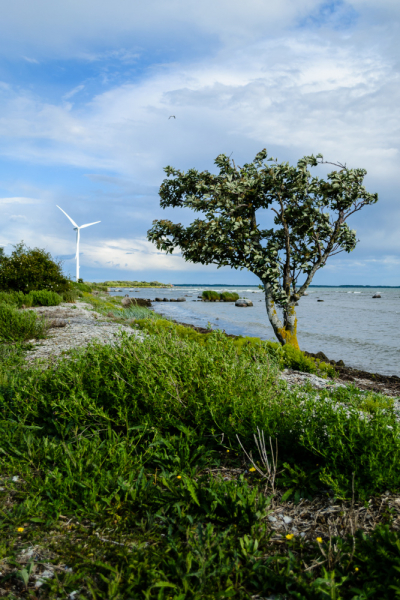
[177,475,182,479]
[17,527,24,533]
[226,450,230,453]
[249,467,256,472]
[316,537,323,543]
[355,567,359,572]
[286,534,294,540]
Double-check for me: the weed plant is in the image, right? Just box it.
[1,329,400,596]
[0,303,48,342]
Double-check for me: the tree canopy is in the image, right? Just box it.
[147,150,378,347]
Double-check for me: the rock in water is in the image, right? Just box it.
[176,297,186,302]
[372,293,381,298]
[235,299,253,307]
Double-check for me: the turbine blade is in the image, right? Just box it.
[57,205,78,228]
[80,221,101,229]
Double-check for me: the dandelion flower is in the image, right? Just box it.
[177,475,182,479]
[316,537,323,543]
[249,467,256,472]
[17,527,24,533]
[226,450,230,453]
[355,567,359,572]
[286,534,294,540]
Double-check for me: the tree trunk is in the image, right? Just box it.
[263,282,299,349]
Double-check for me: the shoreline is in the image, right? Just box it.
[162,315,400,397]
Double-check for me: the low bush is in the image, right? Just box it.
[0,302,48,341]
[26,290,63,306]
[62,290,78,303]
[220,291,239,301]
[0,290,25,307]
[202,289,221,301]
[136,317,336,378]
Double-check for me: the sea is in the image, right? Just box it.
[108,285,400,377]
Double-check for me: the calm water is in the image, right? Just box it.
[109,285,400,377]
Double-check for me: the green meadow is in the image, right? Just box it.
[1,291,400,599]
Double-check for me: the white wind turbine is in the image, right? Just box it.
[57,205,100,281]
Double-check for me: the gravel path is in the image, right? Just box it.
[24,302,143,366]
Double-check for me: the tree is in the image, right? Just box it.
[147,150,378,348]
[0,242,71,293]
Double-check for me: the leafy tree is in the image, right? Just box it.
[0,242,71,293]
[147,150,378,348]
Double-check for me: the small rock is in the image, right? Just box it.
[235,299,253,307]
[282,515,293,524]
[176,297,186,302]
[155,298,163,302]
[317,299,324,302]
[163,298,169,302]
[372,293,381,298]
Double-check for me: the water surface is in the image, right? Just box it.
[109,285,400,377]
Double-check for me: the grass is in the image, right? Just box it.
[0,303,48,342]
[1,292,400,597]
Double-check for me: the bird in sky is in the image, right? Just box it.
[169,115,176,119]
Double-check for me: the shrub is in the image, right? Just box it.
[0,242,71,293]
[0,291,25,307]
[220,291,239,302]
[62,290,77,303]
[202,290,221,301]
[25,290,63,307]
[265,340,336,378]
[0,303,48,342]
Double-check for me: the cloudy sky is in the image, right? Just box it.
[0,0,398,285]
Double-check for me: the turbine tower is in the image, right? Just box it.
[57,205,100,281]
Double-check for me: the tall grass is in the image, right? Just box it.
[1,329,400,597]
[0,303,48,342]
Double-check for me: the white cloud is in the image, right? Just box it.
[0,196,43,205]
[22,56,39,64]
[63,84,85,100]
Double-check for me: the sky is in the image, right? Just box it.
[0,0,399,285]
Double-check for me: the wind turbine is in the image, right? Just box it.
[57,205,100,281]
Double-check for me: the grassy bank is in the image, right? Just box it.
[1,294,400,598]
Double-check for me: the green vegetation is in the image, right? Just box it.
[0,289,63,309]
[202,290,239,301]
[0,303,48,342]
[148,150,378,348]
[0,242,71,293]
[0,291,399,597]
[135,316,336,378]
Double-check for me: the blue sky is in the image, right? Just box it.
[0,0,399,285]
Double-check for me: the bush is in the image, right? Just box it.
[62,290,77,303]
[0,303,48,342]
[220,291,239,302]
[0,242,71,293]
[0,291,25,307]
[26,290,63,307]
[202,290,221,301]
[265,340,336,378]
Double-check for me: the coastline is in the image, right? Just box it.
[160,315,400,397]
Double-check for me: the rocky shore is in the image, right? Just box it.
[23,302,143,367]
